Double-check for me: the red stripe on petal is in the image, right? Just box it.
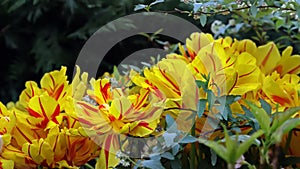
[51,105,60,124]
[27,108,43,118]
[228,73,238,94]
[38,97,47,118]
[139,121,152,130]
[271,95,291,106]
[239,68,256,78]
[78,102,99,113]
[261,44,274,66]
[54,84,64,100]
[16,126,32,144]
[158,69,180,94]
[287,64,300,74]
[138,90,150,108]
[104,135,113,168]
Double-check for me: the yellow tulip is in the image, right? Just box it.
[0,102,14,146]
[75,77,166,169]
[1,145,36,169]
[262,72,299,108]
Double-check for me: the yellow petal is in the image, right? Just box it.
[254,42,281,74]
[40,66,71,103]
[95,134,120,169]
[22,139,54,165]
[186,32,214,54]
[72,65,89,100]
[262,74,293,107]
[0,158,14,169]
[27,95,60,127]
[1,145,37,168]
[274,46,300,75]
[18,81,41,110]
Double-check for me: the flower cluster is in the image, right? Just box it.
[0,32,299,169]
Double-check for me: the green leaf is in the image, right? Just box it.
[197,99,206,117]
[166,114,177,130]
[246,101,270,132]
[275,19,285,30]
[193,3,202,13]
[272,118,300,143]
[113,66,120,81]
[198,138,229,163]
[220,105,231,121]
[65,0,77,14]
[134,4,147,11]
[250,6,258,17]
[33,0,39,5]
[142,156,164,169]
[172,144,180,155]
[196,80,206,89]
[150,0,165,6]
[180,135,197,144]
[207,90,216,110]
[223,124,236,163]
[163,132,177,147]
[200,14,207,27]
[161,152,175,160]
[259,98,271,115]
[8,0,26,13]
[210,148,218,166]
[236,130,264,160]
[270,107,300,133]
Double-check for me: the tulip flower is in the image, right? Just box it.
[75,77,165,168]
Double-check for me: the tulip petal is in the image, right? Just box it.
[254,42,281,74]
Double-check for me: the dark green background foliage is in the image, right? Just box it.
[0,0,299,104]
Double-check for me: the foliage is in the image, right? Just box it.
[135,0,300,53]
[0,0,150,103]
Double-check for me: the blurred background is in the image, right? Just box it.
[1,0,299,104]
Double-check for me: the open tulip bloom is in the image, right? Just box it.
[0,32,299,169]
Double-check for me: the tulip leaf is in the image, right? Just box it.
[166,114,177,131]
[270,107,300,133]
[223,124,236,163]
[141,155,164,169]
[161,152,175,160]
[246,101,270,132]
[272,118,300,143]
[197,99,207,117]
[163,132,177,147]
[198,138,229,163]
[236,129,264,160]
[172,144,180,155]
[259,98,271,115]
[180,135,197,144]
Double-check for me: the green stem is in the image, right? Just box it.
[227,163,235,169]
[84,163,95,169]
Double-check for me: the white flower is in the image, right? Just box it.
[211,20,226,35]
